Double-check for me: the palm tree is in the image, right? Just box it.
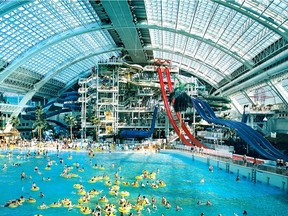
[169,76,194,134]
[10,116,20,129]
[91,115,101,142]
[64,114,77,142]
[33,106,48,142]
[168,76,194,112]
[10,115,20,141]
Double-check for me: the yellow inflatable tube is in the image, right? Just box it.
[49,203,62,208]
[31,186,40,191]
[27,198,36,203]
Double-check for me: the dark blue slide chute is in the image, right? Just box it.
[192,98,287,161]
[22,91,80,124]
[241,112,248,123]
[119,106,158,139]
[47,119,67,128]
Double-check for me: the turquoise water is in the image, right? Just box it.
[0,149,287,216]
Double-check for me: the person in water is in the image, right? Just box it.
[20,171,26,180]
[176,205,182,211]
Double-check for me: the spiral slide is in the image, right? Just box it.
[118,105,158,139]
[157,67,194,146]
[164,67,206,148]
[193,98,288,160]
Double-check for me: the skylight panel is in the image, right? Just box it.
[0,0,101,63]
[233,92,250,105]
[235,0,288,29]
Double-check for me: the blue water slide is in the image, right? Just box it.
[25,92,78,112]
[197,99,287,160]
[192,99,279,160]
[119,106,158,139]
[25,98,67,112]
[22,108,72,120]
[59,91,79,98]
[63,103,81,111]
[47,119,67,128]
[241,112,248,123]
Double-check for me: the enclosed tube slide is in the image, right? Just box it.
[118,105,158,139]
[198,99,287,160]
[193,98,287,160]
[164,67,206,148]
[23,91,80,123]
[157,67,194,146]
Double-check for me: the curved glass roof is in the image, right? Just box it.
[0,0,101,62]
[21,32,117,81]
[0,0,287,111]
[234,0,288,30]
[0,0,120,88]
[145,0,281,73]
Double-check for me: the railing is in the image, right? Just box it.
[0,103,23,113]
[172,144,288,176]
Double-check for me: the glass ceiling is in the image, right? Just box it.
[0,0,287,109]
[0,0,120,86]
[21,32,117,83]
[235,0,288,30]
[145,0,281,86]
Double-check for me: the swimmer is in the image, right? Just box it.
[200,178,204,184]
[152,203,157,210]
[20,171,26,180]
[143,196,150,205]
[236,176,240,181]
[39,192,45,198]
[95,202,101,211]
[161,196,167,205]
[176,205,182,211]
[206,200,211,206]
[40,202,47,208]
[137,194,141,203]
[209,165,213,172]
[3,163,7,169]
[243,210,247,215]
[147,207,151,214]
[32,182,37,188]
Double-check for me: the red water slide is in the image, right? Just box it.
[164,67,206,148]
[157,67,194,146]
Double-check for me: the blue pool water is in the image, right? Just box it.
[0,149,287,216]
